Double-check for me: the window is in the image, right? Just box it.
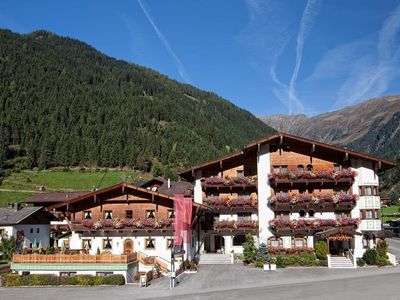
[308,210,315,218]
[103,238,112,250]
[96,272,113,276]
[233,234,246,246]
[297,165,304,173]
[335,211,351,220]
[268,237,283,248]
[0,229,4,236]
[333,164,340,172]
[82,239,92,251]
[280,190,289,197]
[126,210,133,219]
[147,210,155,219]
[275,212,290,221]
[292,237,306,248]
[168,209,175,219]
[237,169,244,178]
[36,228,40,234]
[237,213,252,221]
[60,272,77,277]
[273,165,280,174]
[361,209,379,220]
[104,211,112,219]
[306,164,313,172]
[360,186,379,196]
[145,238,155,249]
[84,211,92,219]
[281,165,288,173]
[167,238,173,249]
[30,228,33,234]
[362,238,369,248]
[299,210,306,218]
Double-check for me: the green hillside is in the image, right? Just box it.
[0,29,275,180]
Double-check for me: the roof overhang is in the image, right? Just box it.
[179,133,396,181]
[47,182,201,213]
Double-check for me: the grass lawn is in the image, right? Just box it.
[381,205,400,223]
[0,169,152,207]
[0,191,36,207]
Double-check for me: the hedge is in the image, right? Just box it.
[1,274,125,287]
[276,253,327,268]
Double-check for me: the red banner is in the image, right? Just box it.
[173,194,193,246]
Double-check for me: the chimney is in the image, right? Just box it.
[167,178,171,189]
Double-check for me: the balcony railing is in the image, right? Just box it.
[12,252,137,264]
[72,218,173,231]
[269,169,357,185]
[204,196,258,208]
[269,193,358,208]
[201,176,257,188]
[269,218,360,231]
[213,220,258,230]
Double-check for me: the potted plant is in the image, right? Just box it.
[269,257,277,271]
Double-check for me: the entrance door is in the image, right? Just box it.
[123,239,134,254]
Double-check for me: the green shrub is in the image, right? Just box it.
[363,249,378,265]
[357,258,366,267]
[60,276,77,285]
[101,275,125,285]
[22,274,59,286]
[255,257,265,268]
[314,241,328,260]
[242,234,257,264]
[276,256,286,268]
[376,240,388,258]
[75,275,94,286]
[1,274,23,287]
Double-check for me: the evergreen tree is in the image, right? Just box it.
[242,234,257,264]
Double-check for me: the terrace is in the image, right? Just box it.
[12,252,137,264]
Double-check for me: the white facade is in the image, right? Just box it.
[0,224,50,249]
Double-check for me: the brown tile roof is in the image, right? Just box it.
[23,192,89,204]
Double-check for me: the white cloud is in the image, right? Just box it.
[287,0,320,115]
[332,3,400,108]
[137,0,192,84]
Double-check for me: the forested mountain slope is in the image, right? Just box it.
[0,29,275,178]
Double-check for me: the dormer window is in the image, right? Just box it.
[147,210,155,219]
[297,165,304,173]
[273,165,280,174]
[84,211,92,220]
[104,211,112,220]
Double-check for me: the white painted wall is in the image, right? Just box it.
[194,170,203,204]
[258,144,274,243]
[0,224,50,249]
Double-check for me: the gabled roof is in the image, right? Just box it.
[179,132,396,180]
[0,206,43,225]
[23,192,89,205]
[47,182,201,213]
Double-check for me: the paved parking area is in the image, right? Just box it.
[1,264,400,300]
[387,238,400,260]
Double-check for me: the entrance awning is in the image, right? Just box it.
[314,227,362,239]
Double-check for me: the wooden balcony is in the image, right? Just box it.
[268,170,356,189]
[269,194,357,212]
[201,176,257,192]
[12,252,137,264]
[203,196,258,212]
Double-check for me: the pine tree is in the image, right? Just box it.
[242,234,257,264]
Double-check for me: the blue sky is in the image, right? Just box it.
[1,0,400,116]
